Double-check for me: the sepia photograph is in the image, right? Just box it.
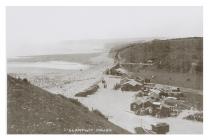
[6,6,203,134]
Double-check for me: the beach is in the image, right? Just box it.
[7,51,203,134]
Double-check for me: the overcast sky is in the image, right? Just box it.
[7,6,203,57]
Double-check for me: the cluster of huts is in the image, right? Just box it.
[106,63,185,118]
[105,63,128,76]
[130,96,179,117]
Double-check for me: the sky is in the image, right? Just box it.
[6,6,203,57]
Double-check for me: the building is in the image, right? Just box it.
[151,123,169,134]
[149,89,161,98]
[135,91,149,98]
[121,79,143,91]
[105,63,129,76]
[159,91,168,98]
[144,82,155,89]
[130,98,153,112]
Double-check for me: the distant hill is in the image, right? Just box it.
[7,76,130,134]
[111,37,203,89]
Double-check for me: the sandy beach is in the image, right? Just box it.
[7,52,203,134]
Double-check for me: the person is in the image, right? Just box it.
[104,83,107,88]
[101,78,107,88]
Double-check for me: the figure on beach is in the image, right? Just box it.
[101,78,107,88]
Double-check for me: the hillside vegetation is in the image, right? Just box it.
[111,37,203,89]
[7,76,130,134]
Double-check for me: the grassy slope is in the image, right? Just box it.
[7,76,130,134]
[113,37,203,89]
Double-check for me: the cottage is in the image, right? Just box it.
[159,91,168,98]
[135,91,149,98]
[160,104,173,117]
[105,63,128,76]
[149,93,160,101]
[164,97,178,107]
[150,102,161,116]
[130,98,153,113]
[149,89,161,97]
[162,87,185,100]
[121,79,143,91]
[144,83,155,89]
[168,87,180,95]
[159,98,178,117]
[105,68,120,76]
[151,100,177,117]
[130,100,143,112]
[151,123,169,134]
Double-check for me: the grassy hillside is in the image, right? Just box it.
[112,37,203,89]
[7,76,130,134]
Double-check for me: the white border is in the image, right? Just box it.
[0,0,208,140]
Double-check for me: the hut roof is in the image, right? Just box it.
[152,102,161,106]
[123,79,143,86]
[150,89,161,94]
[149,93,159,99]
[133,97,154,105]
[152,123,169,127]
[164,98,178,106]
[162,103,174,108]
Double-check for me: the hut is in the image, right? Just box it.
[121,79,143,91]
[135,91,146,98]
[159,91,168,98]
[151,123,169,134]
[105,63,128,76]
[130,98,153,112]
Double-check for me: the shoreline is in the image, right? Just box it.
[7,51,203,134]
